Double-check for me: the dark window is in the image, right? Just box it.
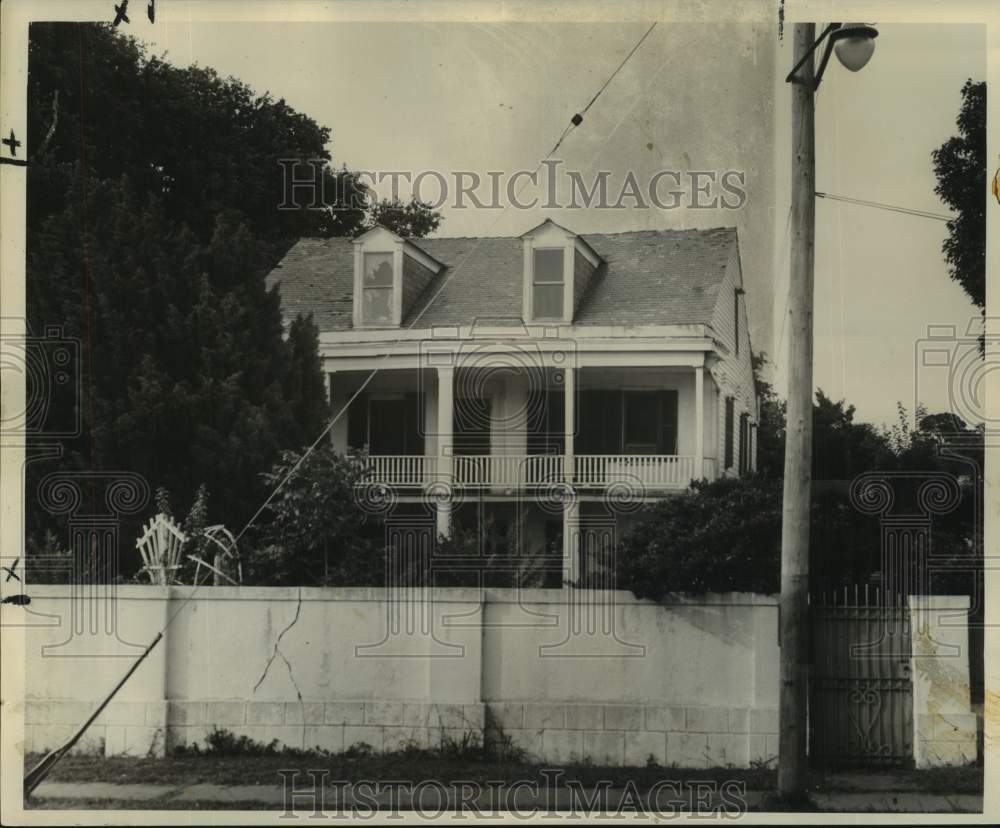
[347,391,368,451]
[532,249,564,319]
[578,390,622,454]
[454,397,491,455]
[734,289,740,357]
[738,412,750,475]
[527,388,565,455]
[347,393,424,454]
[578,390,678,454]
[724,396,735,469]
[623,392,659,454]
[658,390,679,454]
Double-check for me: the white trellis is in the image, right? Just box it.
[135,512,187,585]
[189,524,242,586]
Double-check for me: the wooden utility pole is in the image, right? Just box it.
[778,21,815,798]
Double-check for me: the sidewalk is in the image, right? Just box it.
[27,780,983,813]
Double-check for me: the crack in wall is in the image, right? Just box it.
[252,587,304,698]
[251,587,307,748]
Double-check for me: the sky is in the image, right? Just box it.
[774,23,985,427]
[135,18,984,429]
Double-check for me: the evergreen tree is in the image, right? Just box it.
[23,23,448,561]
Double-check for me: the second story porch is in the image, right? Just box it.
[328,358,740,494]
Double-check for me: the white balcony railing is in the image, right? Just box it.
[361,455,437,487]
[454,454,564,487]
[573,455,695,489]
[358,454,697,490]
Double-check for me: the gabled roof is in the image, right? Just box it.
[265,226,738,332]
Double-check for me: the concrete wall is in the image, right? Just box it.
[24,586,779,767]
[909,595,977,767]
[25,586,976,769]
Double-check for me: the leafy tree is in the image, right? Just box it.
[246,447,384,586]
[27,23,370,253]
[27,176,319,534]
[932,79,986,309]
[285,314,331,443]
[366,197,443,238]
[811,389,896,480]
[752,353,785,476]
[614,473,973,600]
[24,23,441,566]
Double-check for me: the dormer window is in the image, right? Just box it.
[352,226,444,329]
[362,252,394,324]
[532,249,565,319]
[521,219,602,324]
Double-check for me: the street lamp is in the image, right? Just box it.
[777,22,878,800]
[786,22,879,87]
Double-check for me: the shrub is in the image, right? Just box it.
[245,446,385,585]
[614,476,783,599]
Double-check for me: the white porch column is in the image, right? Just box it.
[694,364,704,480]
[562,497,580,586]
[436,366,454,539]
[563,365,575,483]
[324,371,334,446]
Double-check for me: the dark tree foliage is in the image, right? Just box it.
[751,353,785,476]
[367,197,443,238]
[246,447,383,586]
[27,23,369,253]
[932,79,986,309]
[616,383,983,599]
[24,23,441,564]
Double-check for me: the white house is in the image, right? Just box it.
[267,219,758,582]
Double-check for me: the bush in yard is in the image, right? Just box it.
[245,446,386,586]
[614,476,784,599]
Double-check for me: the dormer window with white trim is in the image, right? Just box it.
[362,252,394,324]
[521,219,602,324]
[532,248,565,319]
[352,226,444,329]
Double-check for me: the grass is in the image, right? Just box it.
[23,726,983,812]
[24,750,777,790]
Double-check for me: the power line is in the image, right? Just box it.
[543,22,658,159]
[815,191,955,222]
[581,22,658,116]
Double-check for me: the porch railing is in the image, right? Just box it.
[573,455,695,489]
[358,454,697,490]
[454,454,564,487]
[361,455,437,487]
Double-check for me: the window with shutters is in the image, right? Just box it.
[724,396,735,469]
[738,412,750,475]
[526,389,565,455]
[578,390,678,454]
[454,397,492,455]
[347,393,423,454]
[734,289,740,357]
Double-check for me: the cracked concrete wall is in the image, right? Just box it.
[909,595,977,767]
[22,585,976,768]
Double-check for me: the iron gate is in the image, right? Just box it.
[809,589,914,768]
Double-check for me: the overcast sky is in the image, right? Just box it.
[137,19,984,429]
[776,22,984,428]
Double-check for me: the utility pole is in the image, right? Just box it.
[778,21,815,798]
